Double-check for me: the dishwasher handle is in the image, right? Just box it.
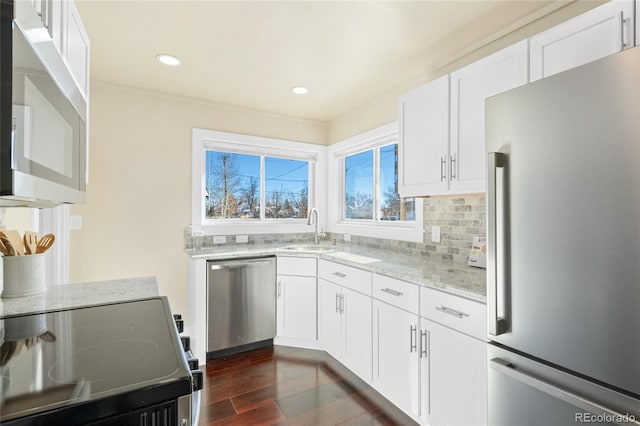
[209,258,274,270]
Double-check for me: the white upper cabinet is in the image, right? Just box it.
[449,40,529,194]
[530,0,634,82]
[398,75,450,198]
[64,0,90,97]
[32,0,89,97]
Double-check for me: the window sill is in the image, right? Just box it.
[191,221,313,236]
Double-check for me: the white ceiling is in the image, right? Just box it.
[77,0,566,122]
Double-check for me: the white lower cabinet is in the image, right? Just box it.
[421,318,487,426]
[319,278,342,356]
[276,257,317,343]
[372,299,421,420]
[319,278,372,381]
[278,256,486,425]
[276,275,317,340]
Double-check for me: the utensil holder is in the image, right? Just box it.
[1,254,46,298]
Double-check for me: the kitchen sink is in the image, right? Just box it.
[281,245,335,253]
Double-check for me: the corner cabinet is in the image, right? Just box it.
[449,40,528,194]
[318,260,373,381]
[530,0,634,82]
[398,75,450,197]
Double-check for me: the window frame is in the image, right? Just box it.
[192,128,326,235]
[327,122,424,242]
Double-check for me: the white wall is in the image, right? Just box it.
[69,83,327,320]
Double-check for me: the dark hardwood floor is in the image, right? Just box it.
[199,345,418,425]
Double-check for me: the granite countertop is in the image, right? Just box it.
[0,276,160,318]
[188,243,486,302]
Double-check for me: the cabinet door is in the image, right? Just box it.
[65,0,89,96]
[427,319,487,426]
[276,275,317,340]
[318,278,342,358]
[48,0,64,54]
[341,287,372,381]
[449,40,528,194]
[372,300,420,419]
[530,0,634,82]
[398,75,450,197]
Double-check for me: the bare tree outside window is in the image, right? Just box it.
[379,144,415,221]
[205,151,260,219]
[265,157,309,219]
[344,144,414,222]
[205,150,309,220]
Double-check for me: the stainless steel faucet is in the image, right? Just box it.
[307,208,325,244]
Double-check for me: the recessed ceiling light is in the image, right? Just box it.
[156,54,181,66]
[291,86,309,95]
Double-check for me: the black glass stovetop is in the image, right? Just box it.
[0,297,192,424]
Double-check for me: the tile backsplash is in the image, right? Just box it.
[186,194,486,264]
[421,194,486,263]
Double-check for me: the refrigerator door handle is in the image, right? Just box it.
[488,152,508,335]
[490,358,640,425]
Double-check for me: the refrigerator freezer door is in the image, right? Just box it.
[488,345,640,426]
[485,46,640,396]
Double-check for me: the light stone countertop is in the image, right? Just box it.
[188,243,486,302]
[0,276,160,318]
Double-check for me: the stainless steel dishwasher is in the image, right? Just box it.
[206,256,276,359]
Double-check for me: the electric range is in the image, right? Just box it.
[0,297,201,425]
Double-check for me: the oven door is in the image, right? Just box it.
[0,0,87,207]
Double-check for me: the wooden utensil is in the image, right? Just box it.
[36,234,55,254]
[0,237,11,256]
[0,235,18,256]
[24,231,39,255]
[3,230,24,255]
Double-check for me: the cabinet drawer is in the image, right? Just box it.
[277,256,317,277]
[420,287,486,340]
[318,259,371,295]
[372,274,419,315]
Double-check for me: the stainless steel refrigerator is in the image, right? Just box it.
[485,45,640,425]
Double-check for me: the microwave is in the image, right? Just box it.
[0,0,87,207]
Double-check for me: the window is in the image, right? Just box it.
[205,151,310,220]
[327,122,423,242]
[192,128,324,232]
[344,143,415,222]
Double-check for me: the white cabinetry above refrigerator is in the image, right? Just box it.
[530,0,634,82]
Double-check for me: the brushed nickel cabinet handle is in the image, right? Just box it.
[420,329,428,358]
[435,305,469,319]
[332,272,347,278]
[381,288,403,297]
[409,325,417,353]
